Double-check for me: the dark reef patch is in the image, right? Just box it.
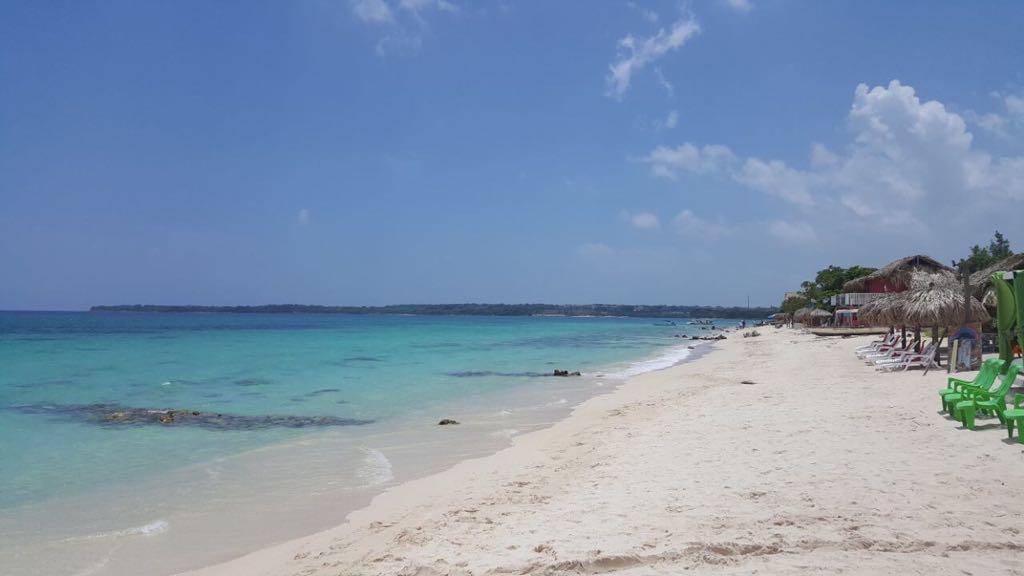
[447,370,549,378]
[9,403,372,431]
[234,378,272,387]
[306,388,341,397]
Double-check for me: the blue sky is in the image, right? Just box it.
[2,1,1023,310]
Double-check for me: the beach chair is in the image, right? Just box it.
[1002,394,1024,443]
[875,341,939,372]
[855,333,896,355]
[953,363,1021,430]
[938,359,1003,413]
[856,334,904,359]
[865,338,922,365]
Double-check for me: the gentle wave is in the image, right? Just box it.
[355,448,394,487]
[601,342,698,379]
[62,520,170,543]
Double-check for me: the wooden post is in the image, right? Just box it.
[960,270,972,370]
[962,271,972,324]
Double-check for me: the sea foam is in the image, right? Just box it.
[602,343,695,379]
[67,520,170,543]
[355,448,394,487]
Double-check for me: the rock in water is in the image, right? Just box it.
[438,418,459,425]
[552,369,582,377]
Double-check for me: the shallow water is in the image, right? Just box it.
[0,311,738,575]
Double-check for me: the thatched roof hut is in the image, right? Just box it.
[842,254,956,293]
[860,283,989,327]
[899,284,990,327]
[969,253,1024,303]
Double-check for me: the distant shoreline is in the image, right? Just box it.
[88,304,774,320]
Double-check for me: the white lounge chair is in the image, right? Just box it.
[876,342,940,372]
[855,333,898,357]
[862,339,920,363]
[871,340,933,366]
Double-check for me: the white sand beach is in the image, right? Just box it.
[182,328,1024,575]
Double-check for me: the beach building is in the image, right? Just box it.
[835,255,956,327]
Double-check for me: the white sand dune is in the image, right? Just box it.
[182,328,1024,575]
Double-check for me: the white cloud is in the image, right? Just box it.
[375,31,423,56]
[1005,92,1024,120]
[651,109,679,131]
[834,80,1024,210]
[623,211,660,230]
[969,90,1024,136]
[297,208,311,224]
[664,110,679,129]
[653,67,675,98]
[627,1,659,23]
[350,0,457,55]
[643,80,1024,225]
[673,210,732,239]
[606,17,701,100]
[399,0,457,16]
[351,0,393,23]
[809,143,837,168]
[721,0,753,13]
[767,220,816,244]
[642,143,736,178]
[734,157,815,207]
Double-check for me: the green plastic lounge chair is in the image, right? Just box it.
[953,363,1021,430]
[1003,394,1024,443]
[939,359,1003,413]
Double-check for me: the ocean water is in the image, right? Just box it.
[0,311,739,575]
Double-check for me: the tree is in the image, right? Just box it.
[779,265,876,311]
[953,231,1013,274]
[780,296,809,314]
[813,265,876,302]
[990,231,1011,260]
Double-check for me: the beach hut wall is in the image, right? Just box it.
[842,254,956,293]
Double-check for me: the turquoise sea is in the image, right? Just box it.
[0,311,740,576]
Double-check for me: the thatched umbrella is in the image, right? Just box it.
[808,308,831,326]
[858,292,904,326]
[792,308,831,326]
[897,283,990,327]
[872,283,991,363]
